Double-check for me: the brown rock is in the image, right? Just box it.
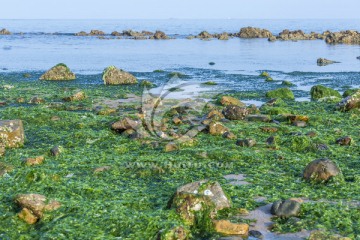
[293,121,307,127]
[89,30,105,35]
[325,30,360,45]
[260,127,278,133]
[223,105,249,120]
[165,142,179,152]
[213,220,249,236]
[0,120,25,148]
[223,131,236,139]
[29,96,45,104]
[303,159,341,182]
[245,114,271,122]
[102,66,137,85]
[25,156,45,166]
[208,122,229,135]
[111,117,141,133]
[18,208,39,224]
[0,28,11,35]
[153,31,169,40]
[94,166,111,173]
[75,31,88,36]
[219,96,245,106]
[39,63,76,81]
[207,109,225,120]
[63,91,86,102]
[172,116,182,125]
[336,90,360,111]
[336,136,352,146]
[15,194,61,218]
[239,27,273,38]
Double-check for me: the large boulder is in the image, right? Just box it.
[336,90,360,111]
[239,27,273,38]
[223,105,249,120]
[303,159,341,182]
[15,194,61,224]
[0,120,25,148]
[277,29,313,41]
[39,63,76,81]
[310,85,341,100]
[0,28,11,35]
[219,96,245,107]
[265,88,295,100]
[102,66,137,85]
[325,30,360,45]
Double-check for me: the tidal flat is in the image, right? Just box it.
[0,70,359,240]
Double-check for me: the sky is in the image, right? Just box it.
[1,0,359,19]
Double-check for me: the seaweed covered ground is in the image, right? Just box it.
[0,71,359,240]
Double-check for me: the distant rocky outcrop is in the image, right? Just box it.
[75,31,88,36]
[325,30,360,45]
[152,31,169,40]
[238,27,273,38]
[197,31,213,39]
[317,58,339,66]
[39,63,76,81]
[102,66,137,85]
[89,30,105,35]
[0,28,11,35]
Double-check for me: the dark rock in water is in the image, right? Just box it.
[39,63,76,80]
[336,90,360,111]
[336,136,352,146]
[317,58,339,66]
[239,27,273,38]
[249,230,264,239]
[325,30,360,45]
[209,62,216,65]
[357,56,360,60]
[236,138,256,147]
[271,199,301,218]
[102,66,137,85]
[152,31,169,40]
[223,105,249,120]
[0,28,11,35]
[310,85,341,100]
[303,158,340,182]
[111,31,121,36]
[89,30,105,35]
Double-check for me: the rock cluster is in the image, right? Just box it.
[238,27,273,38]
[325,30,360,44]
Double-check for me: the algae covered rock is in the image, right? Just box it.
[157,226,189,240]
[0,120,25,148]
[266,88,294,100]
[102,66,137,85]
[218,96,245,107]
[309,230,351,240]
[208,122,229,135]
[168,180,231,225]
[39,63,76,81]
[63,91,86,102]
[310,85,341,100]
[303,158,341,182]
[271,199,301,218]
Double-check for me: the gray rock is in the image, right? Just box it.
[317,58,339,66]
[223,105,249,120]
[271,199,301,218]
[303,158,340,182]
[236,139,256,147]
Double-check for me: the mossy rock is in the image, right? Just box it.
[282,80,295,86]
[343,88,359,98]
[39,63,76,81]
[265,77,274,82]
[140,80,154,88]
[203,81,217,85]
[261,106,290,115]
[168,72,187,79]
[260,72,270,78]
[102,66,137,85]
[265,88,295,100]
[310,85,341,100]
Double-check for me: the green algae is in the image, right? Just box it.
[310,85,342,100]
[265,88,295,100]
[0,74,359,239]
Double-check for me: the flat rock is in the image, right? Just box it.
[213,220,249,236]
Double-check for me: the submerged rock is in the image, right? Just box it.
[239,27,273,38]
[317,58,339,66]
[102,66,137,85]
[303,158,340,182]
[265,88,294,100]
[336,90,360,111]
[310,85,341,100]
[39,63,76,81]
[271,199,301,218]
[0,120,25,148]
[0,28,11,35]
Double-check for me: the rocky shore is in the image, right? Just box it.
[2,26,360,44]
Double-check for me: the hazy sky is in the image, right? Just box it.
[1,0,359,19]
